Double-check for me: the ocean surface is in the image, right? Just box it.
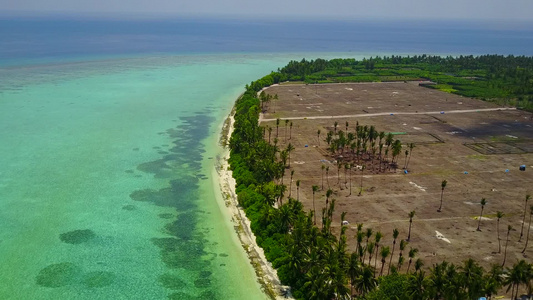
[0,16,532,299]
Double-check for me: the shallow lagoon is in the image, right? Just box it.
[0,54,311,299]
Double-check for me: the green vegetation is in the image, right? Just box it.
[229,57,533,299]
[277,55,533,111]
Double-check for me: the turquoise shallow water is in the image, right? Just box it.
[0,53,326,299]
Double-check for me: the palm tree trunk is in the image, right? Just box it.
[477,207,484,231]
[520,199,528,241]
[380,259,386,277]
[407,221,412,241]
[407,259,412,273]
[388,242,395,275]
[522,211,532,253]
[502,230,511,267]
[438,189,444,212]
[496,219,502,253]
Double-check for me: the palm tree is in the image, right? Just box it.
[438,179,447,212]
[403,149,409,169]
[405,142,415,169]
[380,246,390,276]
[363,228,373,263]
[325,166,330,188]
[374,231,383,271]
[296,180,301,201]
[502,225,512,267]
[321,164,325,190]
[286,143,295,168]
[334,121,338,133]
[407,248,419,273]
[520,195,531,242]
[367,242,375,266]
[521,205,533,253]
[288,170,294,198]
[325,189,333,207]
[317,129,321,146]
[358,164,366,196]
[354,265,377,296]
[407,210,415,241]
[336,160,342,187]
[477,198,487,231]
[398,239,408,272]
[347,164,352,195]
[276,118,280,138]
[388,228,399,275]
[289,121,293,140]
[347,252,361,297]
[496,211,504,253]
[284,119,289,141]
[505,260,529,300]
[414,258,424,273]
[312,185,319,224]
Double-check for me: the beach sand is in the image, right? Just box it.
[214,114,292,300]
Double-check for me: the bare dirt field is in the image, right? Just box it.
[260,82,533,271]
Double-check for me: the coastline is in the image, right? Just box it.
[214,111,291,300]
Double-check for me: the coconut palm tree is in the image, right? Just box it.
[407,210,415,241]
[296,180,301,201]
[367,242,375,266]
[505,260,529,300]
[414,258,424,273]
[286,143,295,168]
[521,205,533,253]
[407,247,419,273]
[267,126,272,144]
[520,195,531,242]
[398,239,408,271]
[312,185,319,224]
[276,118,280,138]
[358,164,366,196]
[388,228,400,275]
[477,198,487,231]
[289,170,294,198]
[321,164,325,190]
[325,166,330,188]
[405,142,415,169]
[347,163,353,195]
[363,228,373,263]
[347,252,361,297]
[284,119,289,142]
[438,179,447,212]
[354,265,377,296]
[317,129,321,146]
[496,211,504,253]
[326,189,333,207]
[379,246,390,276]
[289,121,293,140]
[502,225,513,267]
[336,160,342,187]
[374,231,383,272]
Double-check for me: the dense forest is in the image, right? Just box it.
[273,55,533,111]
[230,56,533,299]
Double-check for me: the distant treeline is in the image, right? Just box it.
[231,57,533,299]
[265,55,532,111]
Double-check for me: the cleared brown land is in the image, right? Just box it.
[261,82,533,271]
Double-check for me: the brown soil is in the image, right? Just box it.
[260,82,533,272]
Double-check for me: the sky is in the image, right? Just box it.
[1,0,533,22]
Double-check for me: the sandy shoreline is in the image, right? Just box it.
[214,113,291,300]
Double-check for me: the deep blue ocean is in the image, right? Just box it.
[0,16,532,300]
[1,17,532,66]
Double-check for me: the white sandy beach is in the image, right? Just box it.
[214,114,291,300]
